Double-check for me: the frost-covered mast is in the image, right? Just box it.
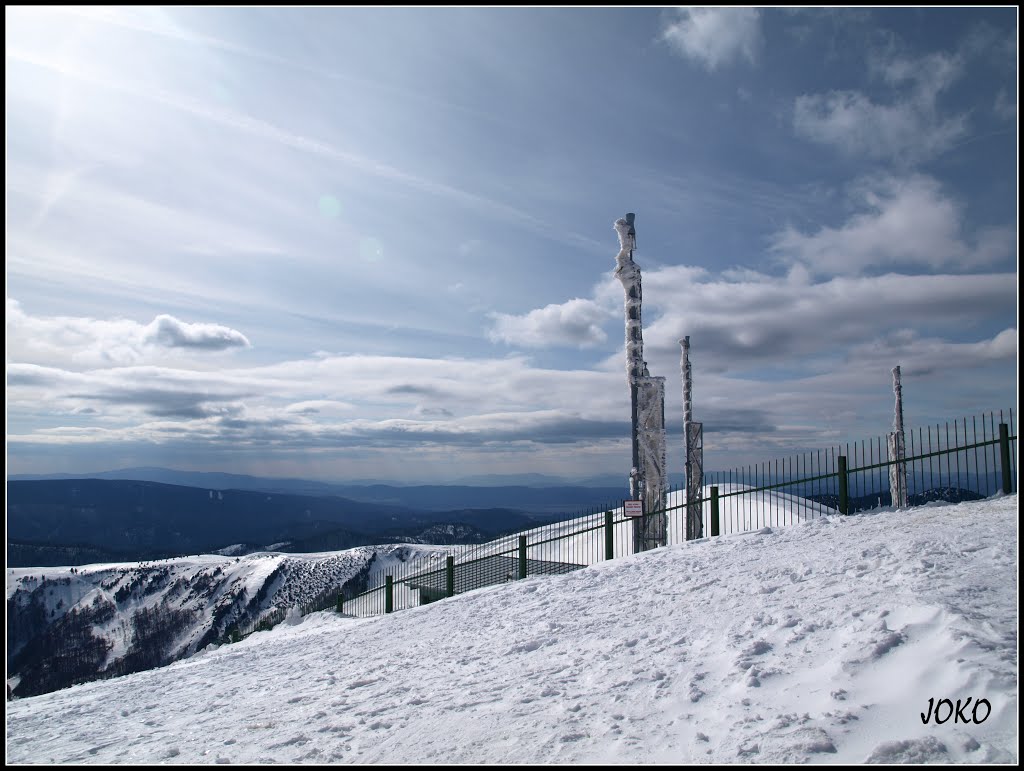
[888,365,909,508]
[613,213,667,552]
[680,336,703,540]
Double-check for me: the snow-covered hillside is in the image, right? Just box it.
[6,494,1017,764]
[6,545,436,698]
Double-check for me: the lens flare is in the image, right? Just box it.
[318,194,341,218]
[359,236,383,263]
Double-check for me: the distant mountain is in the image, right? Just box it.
[569,472,685,488]
[9,467,361,496]
[6,479,420,561]
[7,541,136,569]
[312,484,628,515]
[448,472,579,487]
[5,479,575,566]
[8,467,629,514]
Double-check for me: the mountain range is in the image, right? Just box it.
[6,475,628,567]
[9,466,646,493]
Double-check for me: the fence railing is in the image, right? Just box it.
[702,407,1016,526]
[230,409,1016,634]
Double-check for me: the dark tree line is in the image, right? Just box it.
[8,594,116,698]
[103,602,197,678]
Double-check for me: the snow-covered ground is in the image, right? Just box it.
[348,485,835,615]
[6,548,398,699]
[6,494,1017,764]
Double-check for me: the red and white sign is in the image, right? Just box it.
[624,500,643,517]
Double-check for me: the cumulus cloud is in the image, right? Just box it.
[661,8,761,71]
[793,51,968,163]
[636,267,1017,370]
[142,314,251,350]
[6,300,251,367]
[769,175,1015,275]
[488,298,614,348]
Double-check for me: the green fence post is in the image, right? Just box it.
[446,555,455,598]
[999,423,1012,494]
[838,456,849,515]
[604,511,614,561]
[518,536,528,579]
[336,593,344,614]
[710,486,720,537]
[385,575,394,614]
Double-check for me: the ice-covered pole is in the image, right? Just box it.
[892,365,905,436]
[681,337,692,426]
[680,336,703,540]
[613,214,667,552]
[614,214,644,501]
[888,365,909,508]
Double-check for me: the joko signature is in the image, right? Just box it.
[921,697,990,725]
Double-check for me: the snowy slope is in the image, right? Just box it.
[6,547,415,698]
[529,484,835,563]
[346,485,835,613]
[6,494,1017,764]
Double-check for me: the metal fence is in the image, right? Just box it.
[699,408,1017,532]
[233,409,1016,634]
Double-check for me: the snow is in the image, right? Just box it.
[359,486,834,596]
[5,493,1017,764]
[6,549,380,691]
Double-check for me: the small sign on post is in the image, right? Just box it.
[624,500,644,518]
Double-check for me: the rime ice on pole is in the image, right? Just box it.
[681,336,703,540]
[888,365,909,509]
[613,214,667,551]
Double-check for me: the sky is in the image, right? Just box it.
[5,492,1019,763]
[5,7,1018,483]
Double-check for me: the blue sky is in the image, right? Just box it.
[5,7,1018,483]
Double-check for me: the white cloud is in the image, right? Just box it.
[487,298,614,349]
[6,300,251,367]
[6,274,1016,475]
[793,92,966,164]
[794,52,967,163]
[769,175,1014,275]
[143,315,251,351]
[872,51,961,101]
[661,8,761,71]
[843,328,1017,377]
[582,264,1019,441]
[5,355,630,451]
